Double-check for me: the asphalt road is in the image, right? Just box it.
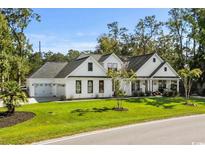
[35,114,205,145]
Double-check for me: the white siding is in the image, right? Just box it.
[136,54,163,77]
[69,57,106,76]
[103,54,123,71]
[153,63,177,77]
[65,78,112,99]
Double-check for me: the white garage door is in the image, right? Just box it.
[34,83,53,97]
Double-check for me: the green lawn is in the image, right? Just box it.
[0,97,205,144]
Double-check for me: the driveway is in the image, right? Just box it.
[34,114,205,145]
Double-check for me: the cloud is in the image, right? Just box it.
[26,33,97,53]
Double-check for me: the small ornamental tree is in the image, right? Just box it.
[0,81,28,115]
[178,66,202,103]
[107,68,137,110]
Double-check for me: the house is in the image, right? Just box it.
[26,52,180,99]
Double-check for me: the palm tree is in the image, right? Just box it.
[178,66,202,102]
[0,81,28,115]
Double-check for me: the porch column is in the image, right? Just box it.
[150,79,153,92]
[177,79,179,93]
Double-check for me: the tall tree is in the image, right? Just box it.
[134,15,163,55]
[0,9,40,85]
[97,22,131,55]
[167,9,189,69]
[43,51,67,62]
[0,13,14,85]
[96,35,120,54]
[66,49,80,61]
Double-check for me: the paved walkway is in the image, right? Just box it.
[34,114,205,145]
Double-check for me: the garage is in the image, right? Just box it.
[34,83,53,97]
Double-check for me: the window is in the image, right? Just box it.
[99,80,104,93]
[153,58,156,62]
[164,67,167,71]
[76,80,81,94]
[131,80,140,92]
[87,80,93,93]
[107,63,118,71]
[88,62,93,71]
[171,80,177,91]
[158,80,166,93]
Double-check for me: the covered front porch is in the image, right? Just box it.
[131,78,180,94]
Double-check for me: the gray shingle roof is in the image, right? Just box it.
[29,52,158,79]
[127,53,155,72]
[30,62,68,78]
[55,57,88,78]
[76,53,112,63]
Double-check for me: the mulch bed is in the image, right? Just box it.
[0,112,35,128]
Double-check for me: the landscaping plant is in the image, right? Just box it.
[178,66,202,104]
[0,81,28,115]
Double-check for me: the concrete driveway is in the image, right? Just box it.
[34,114,205,145]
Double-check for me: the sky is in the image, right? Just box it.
[25,8,170,53]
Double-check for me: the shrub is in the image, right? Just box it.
[60,95,66,101]
[139,91,145,97]
[146,91,152,96]
[200,89,205,96]
[162,90,177,97]
[133,91,140,97]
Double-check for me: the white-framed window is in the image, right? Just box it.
[153,58,156,62]
[87,80,93,93]
[164,67,167,71]
[76,80,82,94]
[99,80,104,93]
[107,63,118,71]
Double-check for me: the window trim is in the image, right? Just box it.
[107,63,118,71]
[76,80,82,94]
[88,62,93,71]
[99,80,104,93]
[87,80,93,93]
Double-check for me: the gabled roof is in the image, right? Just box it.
[29,52,178,79]
[127,53,155,72]
[149,62,166,77]
[55,57,88,78]
[30,62,68,78]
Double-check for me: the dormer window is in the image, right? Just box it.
[107,63,118,71]
[164,67,167,72]
[88,62,93,71]
[153,58,156,62]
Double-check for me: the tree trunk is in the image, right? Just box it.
[6,104,15,115]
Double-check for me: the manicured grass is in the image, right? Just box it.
[0,97,205,144]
